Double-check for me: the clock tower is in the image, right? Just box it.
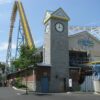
[43,8,70,92]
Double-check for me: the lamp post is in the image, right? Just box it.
[25,69,28,95]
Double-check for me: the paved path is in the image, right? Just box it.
[0,87,100,100]
[0,87,24,100]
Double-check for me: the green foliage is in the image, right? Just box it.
[11,45,42,70]
[15,82,27,89]
[0,62,5,73]
[14,78,27,88]
[0,62,5,69]
[20,45,36,59]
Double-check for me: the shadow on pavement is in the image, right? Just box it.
[34,93,52,96]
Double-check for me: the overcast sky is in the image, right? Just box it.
[0,0,100,62]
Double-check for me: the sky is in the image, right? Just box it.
[0,0,100,62]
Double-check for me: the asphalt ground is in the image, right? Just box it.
[0,87,100,100]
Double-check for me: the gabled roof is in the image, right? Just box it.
[69,31,100,43]
[43,8,70,24]
[52,8,70,20]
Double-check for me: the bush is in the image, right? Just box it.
[15,81,27,89]
[14,78,27,89]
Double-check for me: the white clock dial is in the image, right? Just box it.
[55,23,64,32]
[45,24,50,33]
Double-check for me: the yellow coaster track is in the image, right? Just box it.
[6,0,35,65]
[9,0,35,49]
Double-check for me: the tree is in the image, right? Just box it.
[0,62,5,68]
[0,62,5,73]
[11,45,42,93]
[12,45,42,70]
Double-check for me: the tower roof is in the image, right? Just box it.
[44,8,70,24]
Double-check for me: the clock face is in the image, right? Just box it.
[45,24,50,33]
[55,23,64,32]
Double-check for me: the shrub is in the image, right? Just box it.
[15,81,27,89]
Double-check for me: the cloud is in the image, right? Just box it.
[0,42,16,51]
[84,21,100,26]
[34,39,43,47]
[0,0,14,5]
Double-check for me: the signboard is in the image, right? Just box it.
[78,38,94,48]
[69,78,72,87]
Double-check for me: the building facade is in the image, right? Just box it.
[69,31,100,92]
[69,31,100,62]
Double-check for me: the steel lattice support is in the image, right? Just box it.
[15,20,25,58]
[6,38,12,67]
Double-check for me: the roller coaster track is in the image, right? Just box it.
[6,0,35,66]
[69,25,100,38]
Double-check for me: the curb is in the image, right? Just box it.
[12,86,26,92]
[94,92,100,95]
[67,92,100,95]
[12,88,100,96]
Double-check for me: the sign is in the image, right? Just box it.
[69,78,72,87]
[78,38,94,47]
